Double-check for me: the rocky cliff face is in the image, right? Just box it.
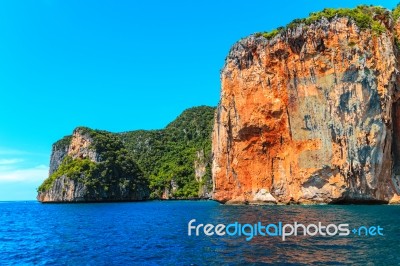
[195,149,213,199]
[49,136,71,176]
[37,127,149,202]
[213,7,400,204]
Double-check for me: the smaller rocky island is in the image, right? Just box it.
[37,127,150,202]
[37,106,215,203]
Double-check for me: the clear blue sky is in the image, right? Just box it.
[0,0,397,200]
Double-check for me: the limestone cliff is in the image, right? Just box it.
[212,6,400,204]
[37,127,149,202]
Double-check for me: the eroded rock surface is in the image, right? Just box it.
[213,14,400,204]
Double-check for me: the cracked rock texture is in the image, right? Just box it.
[212,16,400,204]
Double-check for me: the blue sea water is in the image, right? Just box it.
[0,201,399,265]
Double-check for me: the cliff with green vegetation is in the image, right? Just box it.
[119,106,215,199]
[213,4,400,204]
[255,5,389,40]
[37,106,215,202]
[37,127,149,202]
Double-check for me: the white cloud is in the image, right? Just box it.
[0,148,47,157]
[0,148,29,155]
[0,148,49,185]
[0,165,49,183]
[0,159,23,165]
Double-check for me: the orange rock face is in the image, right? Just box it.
[212,17,400,204]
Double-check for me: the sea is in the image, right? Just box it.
[0,200,399,265]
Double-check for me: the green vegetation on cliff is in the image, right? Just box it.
[53,135,72,150]
[38,156,95,192]
[120,106,215,199]
[393,4,400,20]
[255,5,388,39]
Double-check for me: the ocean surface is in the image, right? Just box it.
[0,201,399,265]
